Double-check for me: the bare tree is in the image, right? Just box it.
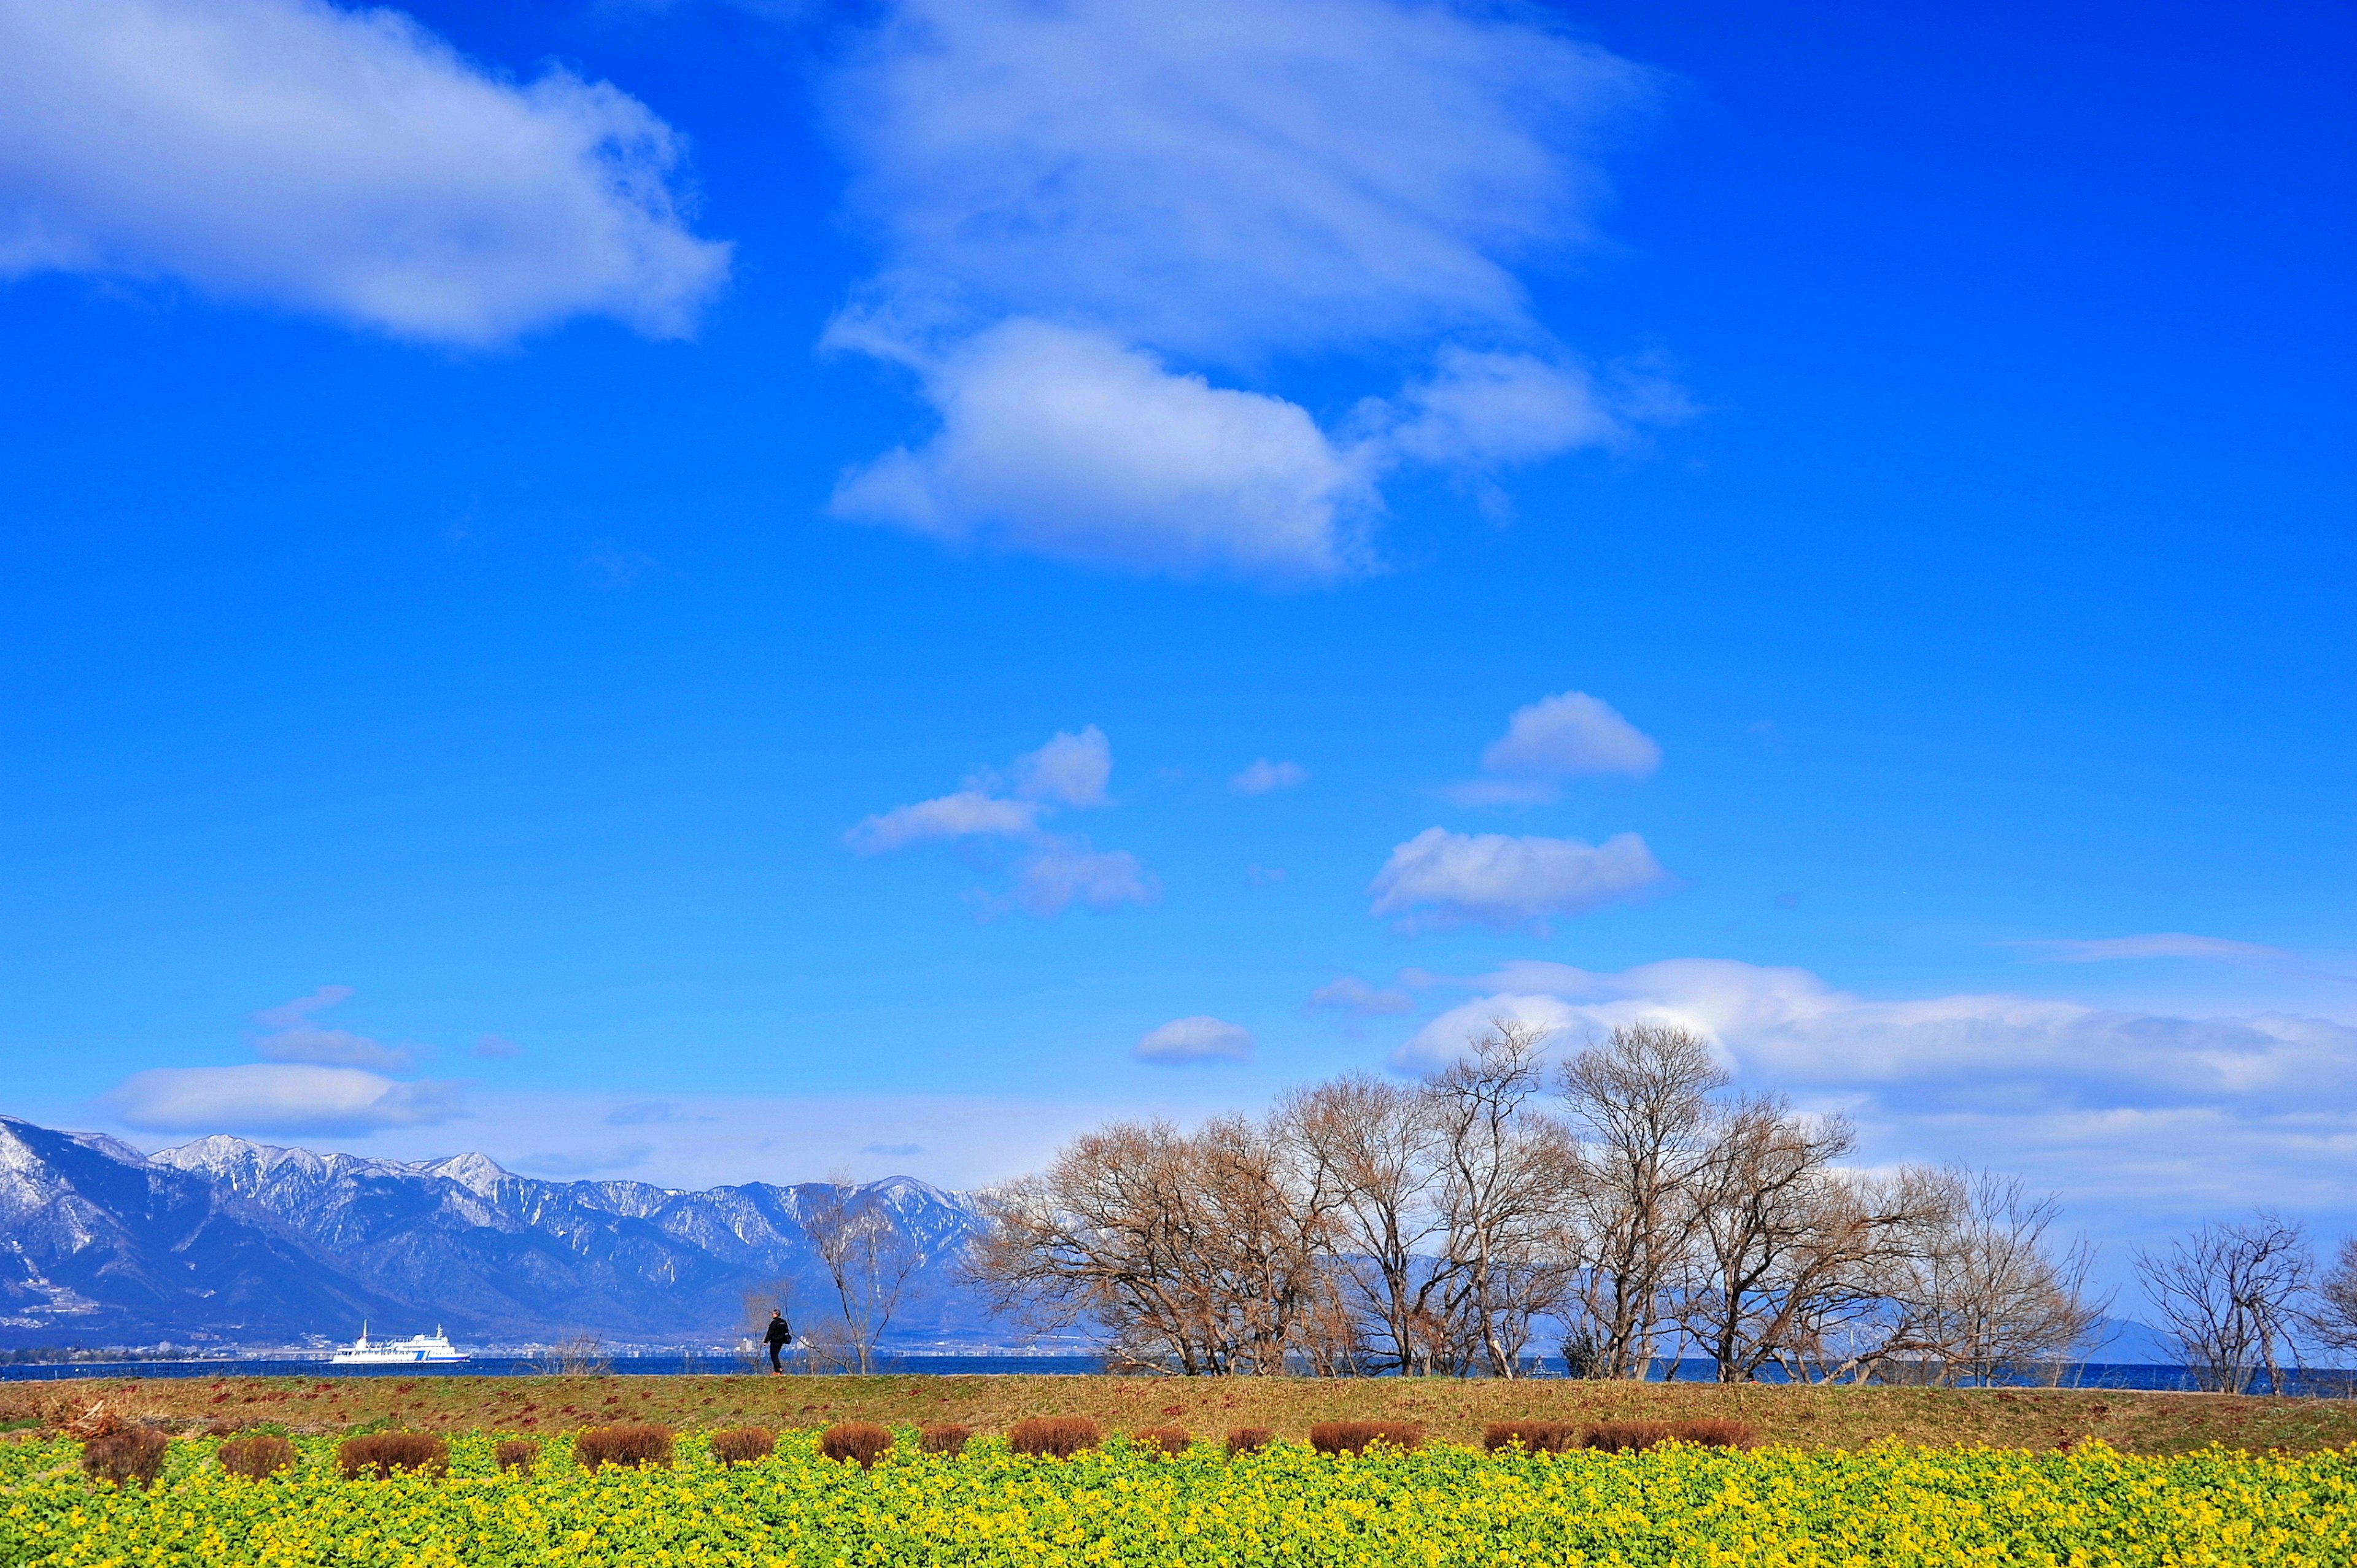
[1276,1074,1446,1374]
[1557,1022,1725,1378]
[801,1175,924,1375]
[967,1116,1341,1373]
[1861,1167,2108,1385]
[2135,1213,2314,1393]
[1676,1097,1936,1381]
[2312,1235,2357,1358]
[1422,1021,1580,1378]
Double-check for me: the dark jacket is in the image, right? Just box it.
[763,1315,792,1347]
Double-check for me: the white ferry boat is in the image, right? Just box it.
[329,1323,470,1365]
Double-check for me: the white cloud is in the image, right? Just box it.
[1014,724,1114,808]
[822,0,1665,579]
[846,789,1040,853]
[1369,825,1666,931]
[100,1063,465,1135]
[1445,690,1662,809]
[1002,838,1154,917]
[1231,759,1309,795]
[831,320,1369,581]
[0,0,729,342]
[1387,956,2357,1229]
[1134,1015,1255,1065]
[2020,933,2291,964]
[1307,975,1417,1017]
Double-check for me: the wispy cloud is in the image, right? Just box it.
[821,0,1670,581]
[1231,759,1308,795]
[249,986,416,1072]
[0,0,728,342]
[1307,975,1417,1017]
[848,726,1152,917]
[2017,933,2291,965]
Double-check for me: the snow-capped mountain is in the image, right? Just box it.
[0,1114,999,1350]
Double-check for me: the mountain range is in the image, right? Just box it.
[0,1114,1002,1350]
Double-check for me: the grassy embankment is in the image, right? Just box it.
[8,1373,2357,1454]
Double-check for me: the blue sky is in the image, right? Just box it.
[0,0,2350,1276]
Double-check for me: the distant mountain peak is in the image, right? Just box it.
[0,1114,1005,1350]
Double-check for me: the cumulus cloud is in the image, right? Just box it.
[0,0,729,342]
[1369,826,1666,931]
[1134,1015,1255,1065]
[848,725,1151,917]
[1446,690,1660,804]
[822,0,1666,579]
[1232,759,1309,795]
[2020,933,2291,964]
[101,1063,465,1135]
[831,321,1371,580]
[1013,725,1114,808]
[1386,956,2357,1221]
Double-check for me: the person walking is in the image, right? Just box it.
[763,1308,792,1374]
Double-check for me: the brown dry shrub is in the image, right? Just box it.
[819,1422,894,1467]
[712,1426,778,1466]
[1482,1419,1582,1454]
[495,1439,540,1472]
[919,1423,970,1456]
[81,1426,168,1488]
[1308,1421,1424,1456]
[1674,1418,1759,1450]
[56,1399,123,1440]
[1582,1421,1676,1453]
[338,1432,450,1479]
[1131,1426,1191,1457]
[219,1434,297,1479]
[1008,1416,1101,1458]
[1224,1426,1274,1458]
[574,1423,674,1470]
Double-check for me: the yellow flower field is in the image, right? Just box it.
[4,1429,2352,1568]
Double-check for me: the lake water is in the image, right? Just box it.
[6,1354,2350,1395]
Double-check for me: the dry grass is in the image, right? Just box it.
[573,1423,673,1470]
[23,1373,2357,1456]
[1130,1424,1191,1456]
[217,1433,297,1478]
[919,1423,971,1455]
[1225,1426,1273,1456]
[819,1422,893,1467]
[336,1431,448,1478]
[1310,1420,1425,1455]
[1008,1416,1101,1458]
[712,1426,777,1466]
[80,1426,168,1487]
[1483,1419,1582,1453]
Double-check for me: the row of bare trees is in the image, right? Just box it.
[970,1021,2110,1381]
[2136,1215,2357,1392]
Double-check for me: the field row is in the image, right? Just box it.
[6,1427,2356,1567]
